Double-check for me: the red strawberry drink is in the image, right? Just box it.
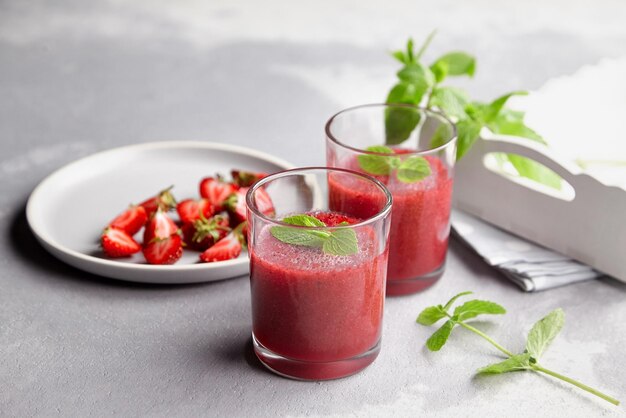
[326,105,457,296]
[246,168,392,380]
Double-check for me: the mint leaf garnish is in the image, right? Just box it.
[396,156,431,183]
[357,145,398,175]
[477,353,532,374]
[416,291,620,406]
[270,215,358,256]
[322,224,358,256]
[525,308,564,359]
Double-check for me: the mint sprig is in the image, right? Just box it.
[270,214,358,256]
[385,34,562,190]
[357,145,431,183]
[417,291,620,406]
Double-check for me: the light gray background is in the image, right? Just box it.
[1,1,625,416]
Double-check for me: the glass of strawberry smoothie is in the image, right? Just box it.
[326,104,456,296]
[246,167,392,380]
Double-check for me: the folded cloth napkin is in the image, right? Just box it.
[451,209,602,292]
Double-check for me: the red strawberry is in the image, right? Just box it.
[182,213,231,251]
[143,209,179,243]
[199,223,245,263]
[109,205,148,235]
[311,212,360,226]
[176,199,215,224]
[101,227,141,258]
[231,169,268,187]
[139,186,177,217]
[225,187,275,224]
[143,234,183,265]
[199,177,237,211]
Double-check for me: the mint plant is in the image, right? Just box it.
[357,145,431,183]
[386,32,562,189]
[417,291,619,405]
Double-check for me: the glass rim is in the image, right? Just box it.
[246,166,393,230]
[325,103,458,156]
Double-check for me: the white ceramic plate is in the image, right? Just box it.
[26,141,294,284]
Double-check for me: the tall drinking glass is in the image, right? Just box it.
[246,167,392,380]
[326,104,456,296]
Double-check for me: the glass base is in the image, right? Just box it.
[386,263,445,296]
[252,334,381,381]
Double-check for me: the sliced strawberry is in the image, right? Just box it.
[182,213,231,251]
[199,223,245,263]
[143,209,179,243]
[225,186,275,225]
[176,198,215,225]
[311,212,360,226]
[101,227,141,258]
[139,186,177,217]
[143,234,183,265]
[199,177,237,211]
[231,169,268,187]
[109,205,148,235]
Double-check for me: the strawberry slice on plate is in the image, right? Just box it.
[139,186,177,217]
[176,198,215,225]
[109,205,148,235]
[182,213,231,251]
[101,227,141,258]
[231,169,268,187]
[143,209,179,243]
[199,177,237,211]
[143,234,183,265]
[225,187,275,224]
[199,222,246,263]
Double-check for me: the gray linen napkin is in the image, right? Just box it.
[451,210,602,292]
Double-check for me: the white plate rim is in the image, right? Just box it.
[25,140,294,277]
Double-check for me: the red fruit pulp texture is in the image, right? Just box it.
[250,211,387,380]
[328,153,453,296]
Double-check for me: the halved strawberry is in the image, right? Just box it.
[143,234,183,265]
[101,227,141,258]
[311,212,360,226]
[226,187,275,224]
[199,177,237,211]
[199,223,245,263]
[176,199,215,225]
[109,205,148,235]
[139,186,177,217]
[182,213,231,251]
[231,170,268,187]
[143,209,179,243]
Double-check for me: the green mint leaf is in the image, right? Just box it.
[322,226,358,256]
[416,306,446,325]
[477,353,532,374]
[385,106,422,145]
[281,214,326,227]
[357,145,399,175]
[426,319,455,351]
[431,52,476,77]
[487,109,545,143]
[406,38,414,63]
[456,119,483,160]
[396,156,431,183]
[270,226,328,248]
[482,91,528,123]
[443,291,473,311]
[430,60,448,83]
[391,50,407,64]
[430,122,455,149]
[506,155,563,190]
[525,308,565,360]
[453,300,506,322]
[397,63,435,87]
[429,86,470,119]
[386,81,428,106]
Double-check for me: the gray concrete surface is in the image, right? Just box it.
[1,1,625,416]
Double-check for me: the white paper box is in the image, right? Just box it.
[453,133,626,283]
